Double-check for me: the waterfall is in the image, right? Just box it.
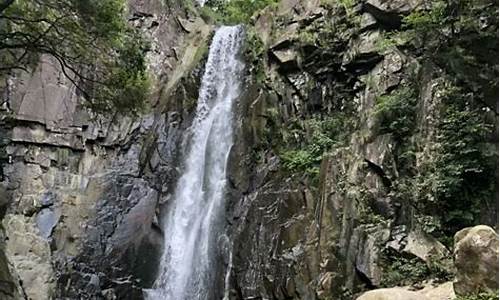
[146,25,244,300]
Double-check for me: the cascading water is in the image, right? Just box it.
[146,25,244,300]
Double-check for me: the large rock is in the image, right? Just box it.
[356,282,455,300]
[3,214,55,299]
[402,230,450,265]
[357,288,429,300]
[420,282,456,300]
[453,225,499,295]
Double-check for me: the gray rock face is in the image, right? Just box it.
[0,1,496,299]
[36,207,61,239]
[453,225,499,296]
[0,0,211,298]
[223,0,495,298]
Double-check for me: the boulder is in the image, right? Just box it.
[403,230,450,264]
[453,225,499,295]
[356,282,455,300]
[420,282,456,300]
[356,288,429,300]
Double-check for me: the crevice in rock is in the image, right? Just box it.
[364,158,392,188]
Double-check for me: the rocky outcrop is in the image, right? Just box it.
[226,0,497,299]
[453,225,499,296]
[0,0,212,298]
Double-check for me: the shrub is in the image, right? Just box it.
[374,85,417,140]
[280,114,354,176]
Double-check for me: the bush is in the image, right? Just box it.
[416,97,497,233]
[380,249,452,287]
[374,85,417,140]
[280,114,354,176]
[381,254,430,287]
[243,27,266,83]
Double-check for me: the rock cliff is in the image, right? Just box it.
[0,0,497,299]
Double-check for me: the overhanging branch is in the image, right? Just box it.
[0,0,14,15]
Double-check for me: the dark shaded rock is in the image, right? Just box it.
[362,0,421,29]
[0,249,22,300]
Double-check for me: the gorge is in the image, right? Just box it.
[0,0,498,300]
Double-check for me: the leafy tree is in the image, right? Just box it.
[0,0,150,114]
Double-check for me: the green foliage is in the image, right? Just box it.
[280,114,354,176]
[402,0,498,105]
[373,0,498,243]
[457,292,499,300]
[205,0,278,24]
[1,0,150,114]
[381,250,452,287]
[381,252,430,287]
[243,27,266,83]
[414,214,442,236]
[375,31,412,52]
[374,85,417,140]
[416,89,497,233]
[281,149,320,176]
[386,83,498,241]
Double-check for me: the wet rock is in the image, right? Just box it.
[453,225,499,295]
[0,183,8,209]
[39,191,56,207]
[177,16,205,34]
[85,273,100,294]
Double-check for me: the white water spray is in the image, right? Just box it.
[146,25,244,300]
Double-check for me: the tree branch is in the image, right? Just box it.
[0,0,14,15]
